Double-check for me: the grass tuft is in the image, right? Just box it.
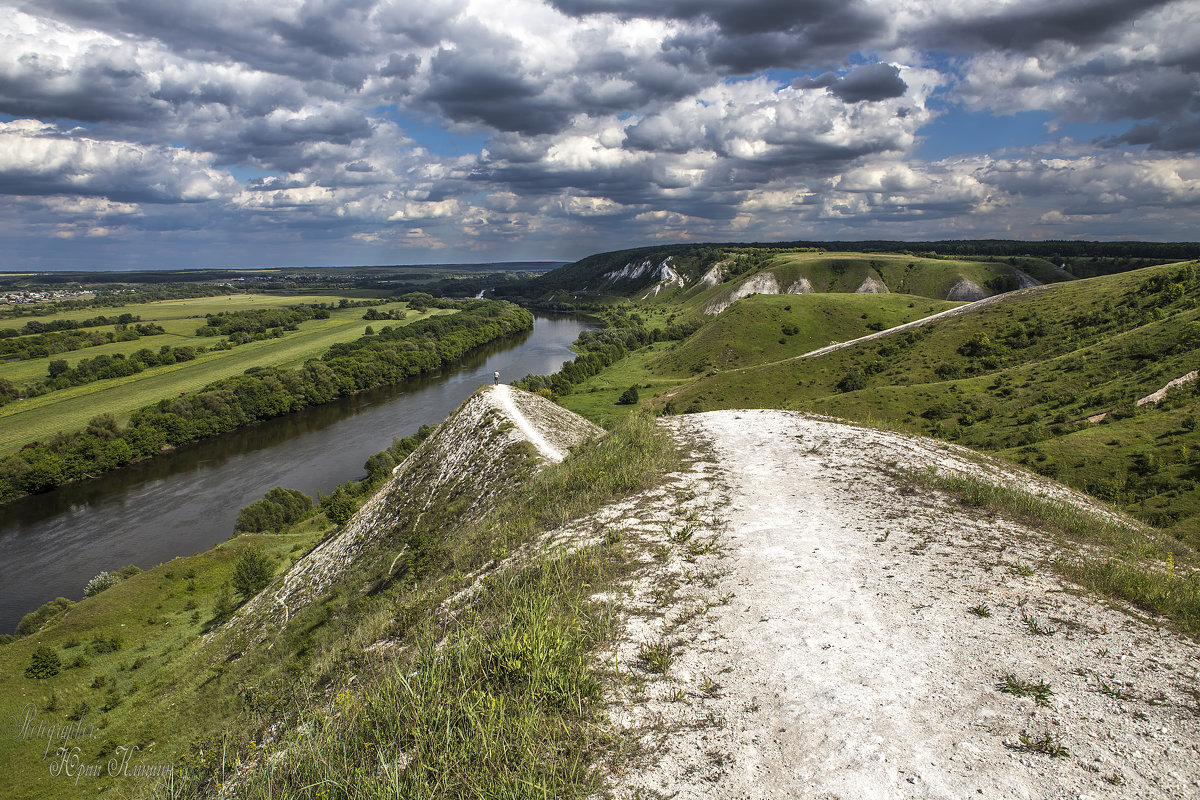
[911,469,1200,635]
[1018,730,1069,758]
[999,674,1054,707]
[637,640,674,675]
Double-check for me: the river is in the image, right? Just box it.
[0,314,592,633]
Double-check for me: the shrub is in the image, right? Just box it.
[934,363,964,380]
[235,487,313,533]
[320,488,357,525]
[958,333,1001,358]
[211,582,236,620]
[836,370,868,393]
[231,547,275,600]
[616,385,640,405]
[84,571,121,597]
[89,634,123,654]
[16,597,74,636]
[25,643,61,679]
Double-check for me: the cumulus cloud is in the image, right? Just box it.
[0,119,238,203]
[0,0,1197,268]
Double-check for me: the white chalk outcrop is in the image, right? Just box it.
[853,274,889,293]
[704,271,813,315]
[229,386,601,633]
[946,277,990,301]
[604,256,681,286]
[786,276,814,294]
[699,264,726,288]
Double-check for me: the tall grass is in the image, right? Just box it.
[212,554,613,799]
[157,415,679,799]
[912,468,1200,634]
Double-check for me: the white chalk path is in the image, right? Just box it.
[799,287,1044,360]
[694,287,1048,390]
[617,410,1200,799]
[490,384,564,462]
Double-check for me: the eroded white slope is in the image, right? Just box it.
[227,386,600,635]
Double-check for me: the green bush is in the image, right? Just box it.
[836,369,868,393]
[16,597,74,636]
[88,634,122,654]
[320,487,358,525]
[235,487,313,533]
[211,582,236,621]
[616,385,640,405]
[231,547,275,600]
[25,643,61,679]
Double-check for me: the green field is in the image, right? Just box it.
[0,294,451,456]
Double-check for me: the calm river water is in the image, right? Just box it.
[0,314,592,632]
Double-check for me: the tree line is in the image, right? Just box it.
[0,312,143,338]
[0,322,163,361]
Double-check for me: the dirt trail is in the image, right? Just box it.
[703,286,1047,386]
[799,286,1046,360]
[611,410,1200,799]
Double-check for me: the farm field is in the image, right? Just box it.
[0,294,450,456]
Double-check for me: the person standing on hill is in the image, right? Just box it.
[493,370,500,385]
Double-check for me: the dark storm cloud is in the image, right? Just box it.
[922,0,1176,51]
[1112,118,1200,152]
[0,121,236,203]
[548,0,873,35]
[242,107,374,148]
[792,63,907,103]
[828,63,906,102]
[381,53,421,79]
[551,0,887,71]
[420,47,565,134]
[0,53,163,122]
[23,0,380,83]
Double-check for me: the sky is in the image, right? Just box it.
[0,0,1197,270]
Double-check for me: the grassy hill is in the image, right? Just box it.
[512,245,1076,313]
[0,390,677,799]
[584,260,1200,545]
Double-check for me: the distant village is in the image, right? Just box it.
[0,288,94,305]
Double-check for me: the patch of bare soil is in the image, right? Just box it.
[607,410,1200,799]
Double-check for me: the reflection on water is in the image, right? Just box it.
[0,314,592,632]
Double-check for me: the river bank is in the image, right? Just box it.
[0,313,593,632]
